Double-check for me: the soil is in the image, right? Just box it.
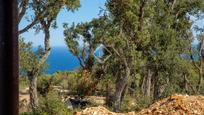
[76,94,204,115]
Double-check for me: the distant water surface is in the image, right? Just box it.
[34,44,199,74]
[45,47,80,74]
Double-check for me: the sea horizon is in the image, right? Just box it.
[33,46,81,74]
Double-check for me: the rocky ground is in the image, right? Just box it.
[19,86,204,115]
[76,94,204,115]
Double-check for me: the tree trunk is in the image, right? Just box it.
[27,21,51,113]
[197,68,203,93]
[114,77,127,112]
[105,83,109,102]
[181,74,188,93]
[152,72,168,101]
[114,67,130,112]
[105,83,113,107]
[28,72,38,113]
[141,68,153,98]
[184,75,188,92]
[153,82,161,100]
[197,37,204,92]
[121,84,127,102]
[153,77,168,101]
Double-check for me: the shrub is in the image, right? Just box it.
[37,76,53,97]
[19,76,29,91]
[36,91,71,115]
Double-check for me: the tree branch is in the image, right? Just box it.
[18,12,42,34]
[138,0,147,32]
[18,0,28,24]
[190,47,200,71]
[198,37,204,66]
[171,0,177,10]
[77,56,85,69]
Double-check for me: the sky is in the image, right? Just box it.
[19,0,106,47]
[19,0,204,47]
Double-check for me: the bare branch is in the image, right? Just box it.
[171,0,177,10]
[18,13,42,34]
[18,0,28,24]
[77,56,85,69]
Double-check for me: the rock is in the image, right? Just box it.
[64,98,74,110]
[51,85,71,94]
[64,98,88,110]
[84,96,106,105]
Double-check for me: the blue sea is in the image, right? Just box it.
[42,45,199,74]
[33,45,105,74]
[45,47,80,74]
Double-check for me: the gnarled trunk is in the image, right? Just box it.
[114,77,127,112]
[27,21,51,112]
[28,72,38,112]
[114,67,130,112]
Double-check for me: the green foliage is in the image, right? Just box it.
[20,0,204,113]
[120,94,150,112]
[50,71,71,88]
[36,91,70,115]
[37,76,53,97]
[67,72,96,98]
[20,92,72,115]
[133,94,152,112]
[49,71,97,98]
[120,95,137,112]
[19,37,47,76]
[19,0,80,32]
[19,77,29,90]
[19,38,38,75]
[63,0,204,111]
[20,112,34,115]
[64,22,99,70]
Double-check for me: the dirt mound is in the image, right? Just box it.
[137,94,204,115]
[74,106,135,115]
[76,94,204,115]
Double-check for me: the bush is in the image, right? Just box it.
[36,91,71,115]
[37,76,53,97]
[51,71,70,87]
[56,71,96,98]
[19,76,29,91]
[121,95,136,112]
